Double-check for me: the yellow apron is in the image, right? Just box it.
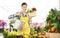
[17,14,30,35]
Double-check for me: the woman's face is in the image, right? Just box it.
[22,5,27,12]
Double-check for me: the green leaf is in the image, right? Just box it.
[52,23,58,28]
[30,28,35,34]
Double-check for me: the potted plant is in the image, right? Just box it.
[7,31,17,38]
[32,31,38,38]
[0,20,6,33]
[46,8,60,33]
[27,8,37,17]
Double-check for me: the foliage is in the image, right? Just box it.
[46,8,60,33]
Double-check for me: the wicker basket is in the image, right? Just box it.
[46,32,60,38]
[28,11,36,17]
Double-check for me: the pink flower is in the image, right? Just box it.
[0,20,6,26]
[32,23,38,28]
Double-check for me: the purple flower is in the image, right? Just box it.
[16,35,23,38]
[0,20,6,26]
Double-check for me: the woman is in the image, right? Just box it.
[16,2,30,35]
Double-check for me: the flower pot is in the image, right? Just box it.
[8,35,16,38]
[0,26,4,33]
[28,11,36,17]
[3,32,8,38]
[8,36,16,38]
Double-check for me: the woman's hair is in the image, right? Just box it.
[21,2,27,6]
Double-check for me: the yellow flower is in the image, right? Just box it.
[4,29,8,32]
[33,34,38,36]
[16,30,23,35]
[8,31,17,36]
[24,34,29,38]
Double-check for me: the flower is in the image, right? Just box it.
[4,29,9,33]
[27,7,37,13]
[8,31,17,36]
[0,20,6,26]
[32,8,36,11]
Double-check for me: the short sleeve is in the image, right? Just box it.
[16,11,23,19]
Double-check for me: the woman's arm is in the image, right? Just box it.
[8,12,21,19]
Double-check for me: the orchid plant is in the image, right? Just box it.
[0,20,6,27]
[0,20,6,32]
